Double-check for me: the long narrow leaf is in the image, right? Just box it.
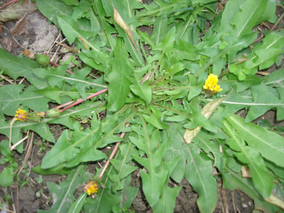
[223,119,273,198]
[226,115,284,168]
[106,38,133,111]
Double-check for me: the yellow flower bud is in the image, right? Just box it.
[34,54,50,65]
[45,108,61,118]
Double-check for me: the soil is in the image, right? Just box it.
[0,1,283,213]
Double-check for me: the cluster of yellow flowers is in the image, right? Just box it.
[84,180,99,196]
[14,108,29,122]
[14,108,61,122]
[203,73,222,94]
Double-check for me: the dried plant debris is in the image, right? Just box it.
[0,0,37,22]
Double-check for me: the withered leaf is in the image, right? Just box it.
[0,0,37,22]
[184,94,229,143]
[9,13,28,36]
[113,6,138,52]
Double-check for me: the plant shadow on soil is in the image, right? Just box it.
[0,1,284,212]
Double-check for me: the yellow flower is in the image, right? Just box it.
[14,108,29,122]
[203,74,222,93]
[84,181,99,196]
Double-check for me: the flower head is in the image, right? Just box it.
[203,74,222,93]
[15,108,29,122]
[84,180,99,196]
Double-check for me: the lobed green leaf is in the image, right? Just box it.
[109,142,137,192]
[184,143,218,213]
[0,48,47,88]
[0,84,50,116]
[106,39,134,111]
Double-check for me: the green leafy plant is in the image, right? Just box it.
[1,0,284,212]
[0,140,17,187]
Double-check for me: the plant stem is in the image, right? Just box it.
[98,123,130,180]
[0,0,19,10]
[271,12,284,31]
[49,62,74,74]
[218,69,229,78]
[56,101,75,109]
[60,89,108,112]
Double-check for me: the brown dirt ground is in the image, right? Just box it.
[0,1,283,213]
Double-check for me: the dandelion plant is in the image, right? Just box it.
[1,0,284,212]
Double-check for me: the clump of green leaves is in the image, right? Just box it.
[1,0,284,212]
[0,140,17,187]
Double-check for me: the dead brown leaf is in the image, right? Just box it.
[113,6,138,52]
[184,95,228,143]
[9,13,27,36]
[0,0,37,22]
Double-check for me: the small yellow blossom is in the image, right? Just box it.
[14,108,29,122]
[84,181,99,196]
[203,74,222,93]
